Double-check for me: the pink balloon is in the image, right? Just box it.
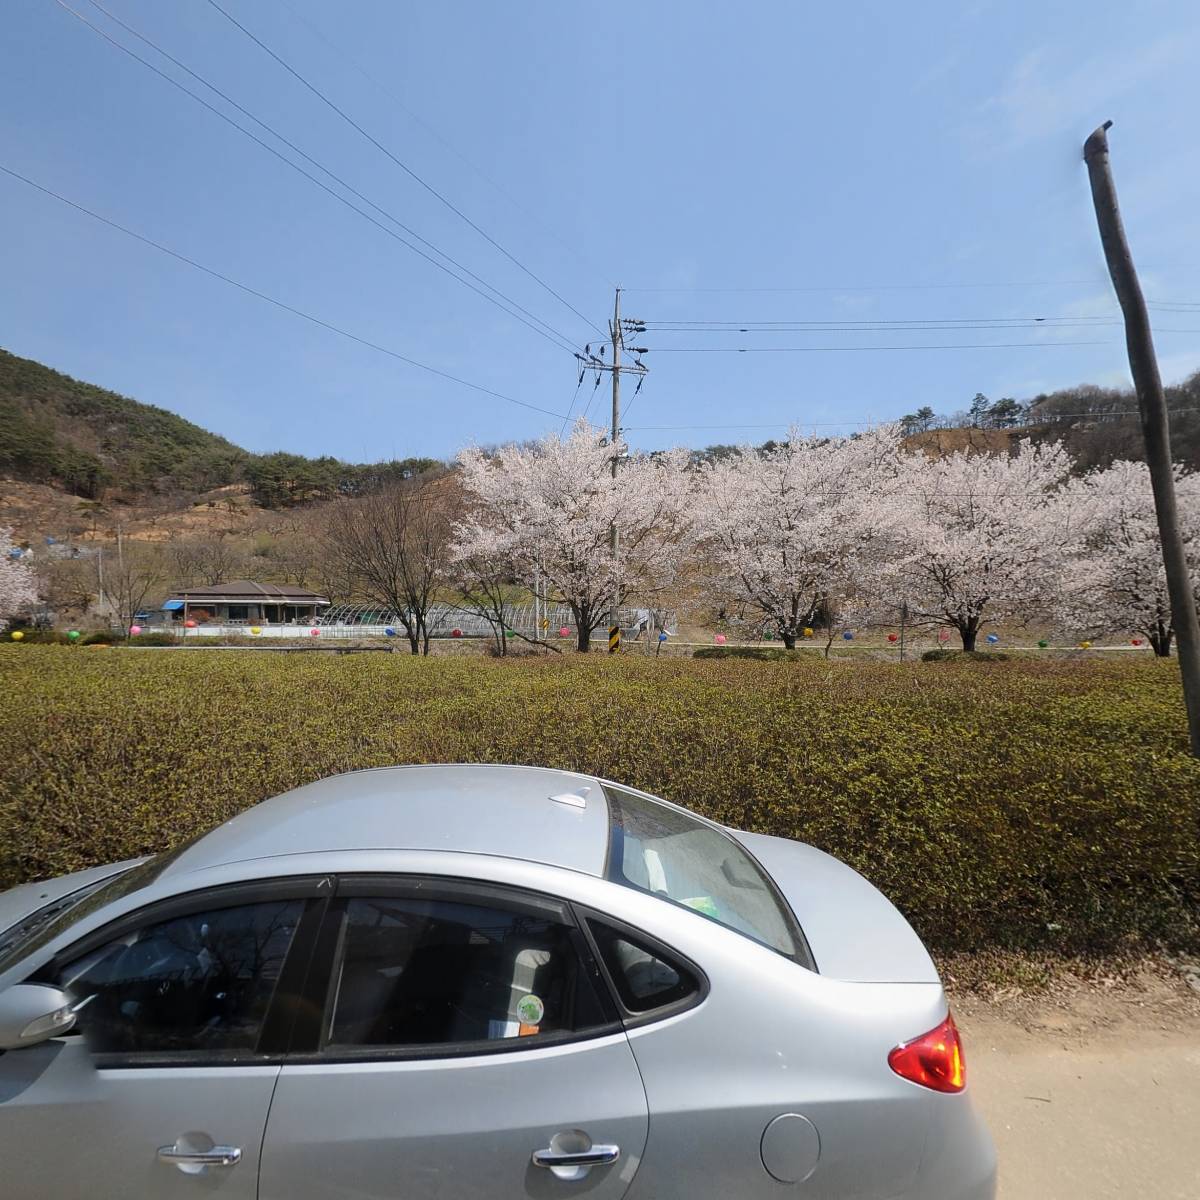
[714,634,727,645]
[937,629,951,643]
[129,625,142,636]
[559,626,571,638]
[184,619,197,628]
[310,628,320,637]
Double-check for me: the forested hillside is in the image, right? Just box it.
[0,349,438,505]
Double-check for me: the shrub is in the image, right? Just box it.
[80,630,116,645]
[128,631,178,646]
[693,646,801,661]
[5,630,71,645]
[922,648,1010,663]
[0,649,1196,956]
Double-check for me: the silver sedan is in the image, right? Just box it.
[0,765,995,1198]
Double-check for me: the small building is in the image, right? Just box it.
[164,581,331,626]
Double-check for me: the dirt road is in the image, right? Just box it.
[955,968,1200,1199]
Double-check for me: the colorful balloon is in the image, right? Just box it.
[558,626,571,638]
[1037,639,1049,648]
[1131,638,1143,646]
[1079,640,1091,649]
[310,628,320,637]
[842,631,854,641]
[451,629,463,638]
[184,619,197,629]
[384,626,397,637]
[986,633,1000,644]
[887,633,898,643]
[67,630,80,641]
[129,625,142,636]
[249,626,261,635]
[937,629,951,643]
[802,627,814,638]
[10,630,24,641]
[714,634,727,645]
[658,631,668,642]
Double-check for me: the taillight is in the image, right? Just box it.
[888,1013,965,1093]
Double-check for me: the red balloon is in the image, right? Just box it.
[559,626,571,638]
[310,628,320,637]
[887,633,898,643]
[1131,638,1143,646]
[451,629,463,638]
[184,619,197,629]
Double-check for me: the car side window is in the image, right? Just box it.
[589,920,701,1015]
[54,899,303,1057]
[322,896,611,1051]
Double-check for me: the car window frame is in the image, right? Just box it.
[573,906,710,1030]
[27,876,333,1069]
[602,783,816,971]
[284,874,624,1065]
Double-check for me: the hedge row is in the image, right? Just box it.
[1,647,1197,955]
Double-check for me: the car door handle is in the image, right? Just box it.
[532,1144,620,1169]
[157,1143,242,1169]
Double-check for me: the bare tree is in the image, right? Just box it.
[324,477,452,655]
[107,531,168,636]
[170,536,246,587]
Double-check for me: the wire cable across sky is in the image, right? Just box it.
[0,162,568,421]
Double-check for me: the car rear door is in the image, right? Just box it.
[0,878,326,1200]
[258,876,648,1200]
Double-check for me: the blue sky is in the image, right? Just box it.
[3,0,1199,461]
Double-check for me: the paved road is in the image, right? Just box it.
[960,1001,1200,1198]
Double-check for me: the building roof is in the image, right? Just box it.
[170,580,330,603]
[159,765,610,880]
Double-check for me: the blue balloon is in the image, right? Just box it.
[986,633,1000,644]
[842,631,854,640]
[658,631,668,642]
[384,626,397,637]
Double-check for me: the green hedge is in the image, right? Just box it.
[0,648,1196,956]
[693,646,802,661]
[922,648,1010,663]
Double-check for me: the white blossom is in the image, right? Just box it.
[453,421,691,651]
[0,529,38,630]
[1053,459,1200,655]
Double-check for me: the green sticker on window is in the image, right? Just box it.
[516,993,545,1025]
[682,896,720,918]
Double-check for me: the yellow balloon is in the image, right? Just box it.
[249,626,261,635]
[1079,640,1092,649]
[10,630,24,641]
[802,627,814,638]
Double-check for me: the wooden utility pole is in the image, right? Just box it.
[1084,121,1200,754]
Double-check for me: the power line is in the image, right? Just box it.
[625,407,1200,431]
[642,340,1116,353]
[276,0,619,294]
[0,162,567,420]
[623,280,1103,294]
[558,373,585,437]
[204,0,603,336]
[56,0,578,355]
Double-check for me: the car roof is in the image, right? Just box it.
[156,765,613,881]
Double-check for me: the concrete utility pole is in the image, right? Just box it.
[576,288,649,654]
[1084,121,1200,755]
[609,287,622,654]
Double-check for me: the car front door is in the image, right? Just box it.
[258,877,648,1200]
[0,879,325,1200]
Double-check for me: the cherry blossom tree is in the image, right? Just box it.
[1053,459,1200,656]
[890,439,1071,650]
[690,426,905,649]
[453,422,690,652]
[0,529,38,631]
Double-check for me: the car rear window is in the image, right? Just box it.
[603,785,802,961]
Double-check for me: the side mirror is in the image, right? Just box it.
[0,984,77,1050]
